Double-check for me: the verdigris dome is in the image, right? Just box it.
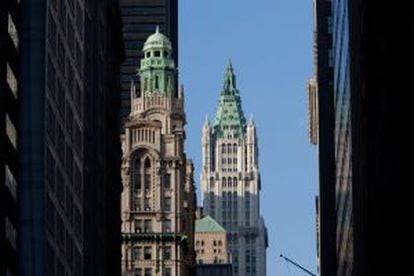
[143,26,172,51]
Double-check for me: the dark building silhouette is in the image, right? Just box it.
[119,0,178,120]
[312,0,411,275]
[17,0,123,275]
[0,0,20,275]
[197,264,233,276]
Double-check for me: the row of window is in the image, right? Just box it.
[221,143,238,154]
[197,258,225,264]
[134,196,171,212]
[132,246,172,260]
[135,267,171,276]
[195,239,223,247]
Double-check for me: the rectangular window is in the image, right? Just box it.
[144,268,152,276]
[5,165,17,199]
[134,268,142,276]
[132,246,142,260]
[165,173,171,188]
[8,14,19,48]
[6,63,17,99]
[164,219,171,232]
[144,247,152,260]
[144,219,152,232]
[144,198,151,211]
[164,246,171,260]
[165,268,171,276]
[5,216,17,249]
[164,197,171,212]
[135,220,142,232]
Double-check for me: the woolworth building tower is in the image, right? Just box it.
[120,27,196,276]
[201,61,268,276]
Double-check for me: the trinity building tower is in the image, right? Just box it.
[120,28,196,276]
[201,62,268,276]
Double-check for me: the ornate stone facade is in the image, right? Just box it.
[121,28,196,276]
[201,62,268,276]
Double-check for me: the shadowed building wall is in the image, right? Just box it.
[17,0,124,275]
[0,0,20,274]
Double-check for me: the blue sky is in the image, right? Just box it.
[179,0,317,275]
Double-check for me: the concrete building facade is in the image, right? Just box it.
[120,27,196,276]
[201,62,268,276]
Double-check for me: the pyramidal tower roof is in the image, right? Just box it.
[213,60,246,138]
[195,215,226,233]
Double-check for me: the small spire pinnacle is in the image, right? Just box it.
[249,114,255,125]
[223,60,237,95]
[204,114,210,126]
[155,25,160,33]
[227,59,233,71]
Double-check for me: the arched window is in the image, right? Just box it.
[222,177,226,188]
[228,177,232,187]
[222,143,226,154]
[144,158,151,191]
[227,143,232,154]
[133,158,141,191]
[233,177,238,187]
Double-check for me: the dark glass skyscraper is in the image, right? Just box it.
[0,1,20,275]
[313,0,411,275]
[119,0,178,120]
[18,1,123,275]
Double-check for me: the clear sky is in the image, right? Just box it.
[179,0,317,275]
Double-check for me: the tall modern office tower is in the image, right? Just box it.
[201,62,268,276]
[0,0,20,275]
[18,1,123,275]
[313,0,411,275]
[120,28,196,276]
[119,0,178,120]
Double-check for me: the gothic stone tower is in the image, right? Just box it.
[201,62,268,276]
[121,27,196,276]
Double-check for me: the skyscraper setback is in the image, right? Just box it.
[201,62,268,276]
[119,0,178,120]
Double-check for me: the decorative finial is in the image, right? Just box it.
[227,58,233,71]
[204,114,210,126]
[249,114,254,125]
[155,25,160,33]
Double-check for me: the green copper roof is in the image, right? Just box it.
[195,215,226,233]
[213,60,246,138]
[138,27,176,96]
[143,26,172,51]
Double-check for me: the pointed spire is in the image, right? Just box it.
[227,58,233,71]
[155,25,160,33]
[214,60,246,138]
[248,114,255,125]
[204,115,210,127]
[222,59,237,95]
